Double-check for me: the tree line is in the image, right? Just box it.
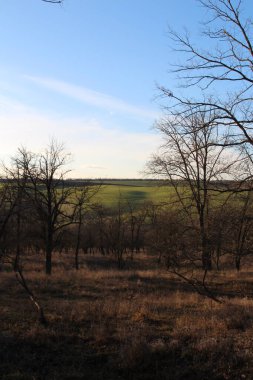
[0,138,253,274]
[0,138,253,321]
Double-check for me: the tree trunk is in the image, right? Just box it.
[75,223,81,270]
[235,254,241,271]
[200,212,212,271]
[46,235,52,275]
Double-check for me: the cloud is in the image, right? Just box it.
[0,98,161,178]
[0,95,33,114]
[25,75,159,120]
[85,165,107,170]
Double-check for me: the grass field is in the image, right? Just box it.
[0,178,239,209]
[89,184,231,212]
[94,183,173,208]
[1,253,253,380]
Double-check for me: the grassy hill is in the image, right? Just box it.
[94,183,173,208]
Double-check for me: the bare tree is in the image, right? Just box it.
[11,141,74,275]
[72,184,101,270]
[148,106,239,270]
[0,175,48,324]
[225,190,253,270]
[126,200,148,259]
[108,198,127,269]
[160,0,253,149]
[0,183,17,265]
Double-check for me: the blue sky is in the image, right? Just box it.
[0,0,251,177]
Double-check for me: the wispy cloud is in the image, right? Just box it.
[0,96,161,178]
[25,75,159,120]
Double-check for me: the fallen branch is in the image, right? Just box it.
[15,266,47,325]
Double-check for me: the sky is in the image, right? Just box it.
[0,0,251,178]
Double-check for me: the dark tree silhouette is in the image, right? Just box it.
[148,106,239,270]
[160,0,253,149]
[10,141,74,275]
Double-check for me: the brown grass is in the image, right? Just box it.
[1,252,253,379]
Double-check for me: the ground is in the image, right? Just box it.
[1,252,253,379]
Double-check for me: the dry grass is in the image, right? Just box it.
[1,252,253,379]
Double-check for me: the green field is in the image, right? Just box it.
[91,179,245,208]
[72,179,236,209]
[93,183,174,207]
[1,178,240,210]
